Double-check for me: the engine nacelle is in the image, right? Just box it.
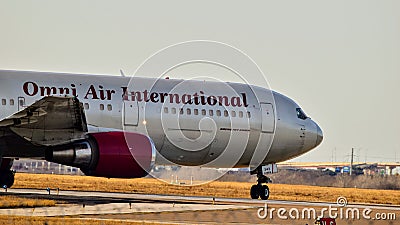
[45,132,155,178]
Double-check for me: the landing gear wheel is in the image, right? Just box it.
[259,185,269,200]
[250,166,273,200]
[250,185,260,199]
[0,170,15,188]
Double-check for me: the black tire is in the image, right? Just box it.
[259,185,270,200]
[250,185,260,199]
[0,171,15,188]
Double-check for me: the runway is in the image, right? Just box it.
[1,188,400,225]
[4,188,400,210]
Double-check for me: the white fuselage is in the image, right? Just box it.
[0,70,322,169]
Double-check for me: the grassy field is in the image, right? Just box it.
[12,173,400,205]
[0,196,55,208]
[0,216,173,225]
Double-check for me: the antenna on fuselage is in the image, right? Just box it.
[120,69,126,77]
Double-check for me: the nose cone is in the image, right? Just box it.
[316,123,323,146]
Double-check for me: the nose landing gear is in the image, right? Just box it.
[250,166,272,200]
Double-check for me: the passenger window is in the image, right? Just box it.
[194,109,198,115]
[100,104,104,111]
[164,107,169,113]
[84,103,89,110]
[10,99,14,106]
[171,107,176,114]
[107,104,112,111]
[231,111,236,117]
[239,111,243,118]
[224,110,229,117]
[180,108,184,114]
[247,111,251,118]
[186,108,191,115]
[1,99,6,105]
[216,110,221,117]
[201,109,206,116]
[209,110,214,116]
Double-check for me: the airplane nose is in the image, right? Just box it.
[316,123,323,146]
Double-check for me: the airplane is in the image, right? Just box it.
[0,69,322,200]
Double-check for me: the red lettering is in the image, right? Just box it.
[122,87,129,100]
[71,84,78,97]
[169,93,180,104]
[160,93,168,103]
[106,89,115,100]
[231,96,242,107]
[150,92,159,102]
[182,94,192,104]
[40,86,57,96]
[85,85,99,99]
[143,90,149,102]
[200,91,207,105]
[120,87,248,108]
[23,81,38,96]
[99,85,106,100]
[218,96,230,106]
[207,96,217,105]
[193,92,200,105]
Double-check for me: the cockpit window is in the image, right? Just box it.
[296,108,308,120]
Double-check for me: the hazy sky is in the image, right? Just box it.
[1,1,399,162]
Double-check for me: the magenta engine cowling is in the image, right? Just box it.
[45,132,155,178]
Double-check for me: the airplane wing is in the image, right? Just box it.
[0,96,87,146]
[0,95,154,182]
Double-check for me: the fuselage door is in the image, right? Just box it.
[299,124,306,147]
[260,103,275,133]
[123,101,139,126]
[18,97,26,111]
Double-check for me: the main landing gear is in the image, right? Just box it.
[250,166,272,200]
[0,158,15,188]
[0,170,14,188]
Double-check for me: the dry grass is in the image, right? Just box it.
[0,216,173,225]
[0,196,55,208]
[13,173,400,205]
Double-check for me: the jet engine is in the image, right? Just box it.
[45,132,155,178]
